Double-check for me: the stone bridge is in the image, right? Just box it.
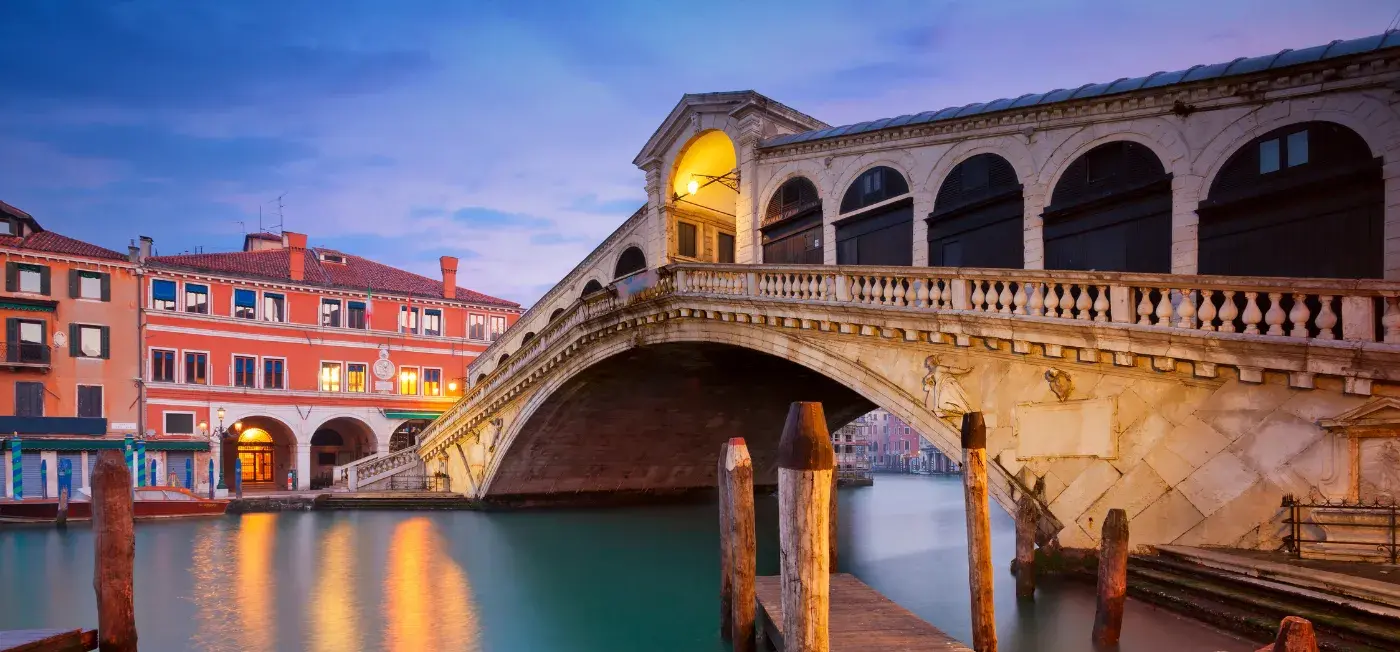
[385,33,1400,551]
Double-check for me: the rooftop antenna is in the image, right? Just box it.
[265,192,287,234]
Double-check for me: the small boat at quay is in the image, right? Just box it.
[0,486,228,524]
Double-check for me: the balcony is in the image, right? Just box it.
[2,341,50,370]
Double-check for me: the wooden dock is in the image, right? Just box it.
[755,573,973,651]
[0,629,95,652]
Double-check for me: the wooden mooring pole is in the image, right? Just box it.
[726,438,756,652]
[56,486,70,528]
[1015,493,1037,600]
[718,440,733,641]
[829,471,839,573]
[1092,508,1129,648]
[1257,616,1318,652]
[778,402,834,652]
[961,412,997,652]
[92,449,137,652]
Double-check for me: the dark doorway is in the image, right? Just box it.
[1198,121,1382,279]
[1043,141,1171,272]
[835,166,913,266]
[390,420,431,452]
[928,153,1024,268]
[761,176,824,264]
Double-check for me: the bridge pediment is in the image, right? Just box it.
[632,91,828,169]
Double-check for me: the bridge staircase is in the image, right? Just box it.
[316,491,475,510]
[1109,546,1400,651]
[332,444,443,492]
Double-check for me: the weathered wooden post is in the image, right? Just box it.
[718,440,733,641]
[57,458,71,528]
[778,401,834,652]
[1015,493,1037,600]
[1256,616,1318,652]
[92,449,137,651]
[1092,508,1129,648]
[961,412,997,652]
[829,471,839,573]
[726,437,756,652]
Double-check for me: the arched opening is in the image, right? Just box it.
[549,308,565,321]
[309,416,376,488]
[670,130,738,264]
[1199,121,1382,279]
[390,419,432,452]
[613,247,647,279]
[835,166,912,266]
[521,331,536,344]
[1044,141,1171,272]
[580,279,604,297]
[761,176,823,264]
[498,353,510,366]
[476,373,487,385]
[929,154,1023,268]
[221,416,295,490]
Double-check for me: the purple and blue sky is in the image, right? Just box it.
[0,1,1394,305]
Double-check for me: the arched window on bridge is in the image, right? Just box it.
[580,279,604,297]
[929,153,1023,268]
[614,246,646,278]
[549,307,565,321]
[1199,121,1382,279]
[835,166,912,266]
[521,331,536,344]
[476,373,487,385]
[761,176,823,264]
[1043,141,1171,272]
[498,353,510,366]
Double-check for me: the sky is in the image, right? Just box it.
[0,1,1396,306]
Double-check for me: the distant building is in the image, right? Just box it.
[831,413,872,481]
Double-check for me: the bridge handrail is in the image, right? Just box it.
[340,444,422,488]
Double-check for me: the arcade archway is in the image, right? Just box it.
[669,130,738,264]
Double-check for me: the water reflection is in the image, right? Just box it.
[382,517,480,651]
[311,522,358,652]
[237,514,277,652]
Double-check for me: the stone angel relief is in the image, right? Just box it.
[923,355,973,424]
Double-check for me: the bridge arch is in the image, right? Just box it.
[831,164,915,266]
[1043,139,1173,273]
[926,152,1025,268]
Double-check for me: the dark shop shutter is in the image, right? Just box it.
[21,454,44,498]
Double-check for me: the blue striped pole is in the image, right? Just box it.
[10,438,21,500]
[58,458,71,498]
[149,459,158,487]
[185,458,193,490]
[39,459,47,499]
[123,435,134,487]
[207,459,214,499]
[234,458,243,499]
[136,440,147,488]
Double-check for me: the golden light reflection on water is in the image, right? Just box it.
[311,522,359,652]
[383,517,480,651]
[237,513,277,652]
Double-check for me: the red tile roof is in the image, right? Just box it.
[0,200,130,262]
[148,247,519,308]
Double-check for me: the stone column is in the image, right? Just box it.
[1022,185,1046,270]
[1384,149,1400,279]
[823,199,839,265]
[43,451,58,497]
[735,118,763,266]
[1170,174,1203,275]
[295,443,312,490]
[911,192,933,267]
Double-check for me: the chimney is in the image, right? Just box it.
[128,240,140,264]
[440,255,458,300]
[138,235,153,261]
[284,231,308,282]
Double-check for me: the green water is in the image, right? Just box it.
[0,475,1251,651]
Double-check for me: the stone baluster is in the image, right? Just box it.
[971,281,986,313]
[1384,296,1400,343]
[757,274,768,297]
[1136,288,1154,325]
[1288,293,1311,338]
[916,279,930,308]
[1218,290,1239,333]
[1176,289,1196,329]
[1013,282,1028,315]
[1154,289,1173,327]
[1028,282,1044,317]
[894,278,907,307]
[1315,295,1337,340]
[1198,290,1217,331]
[998,282,1013,315]
[1075,284,1092,321]
[1044,283,1061,318]
[1241,292,1262,334]
[882,276,894,306]
[1093,285,1110,322]
[810,275,820,299]
[1265,292,1286,336]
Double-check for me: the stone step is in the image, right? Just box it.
[1154,544,1400,611]
[1132,554,1400,621]
[316,493,476,511]
[1123,561,1400,650]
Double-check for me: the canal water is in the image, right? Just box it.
[0,475,1250,651]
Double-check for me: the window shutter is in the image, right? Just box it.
[100,273,111,302]
[100,326,110,359]
[4,262,15,292]
[68,323,79,357]
[68,270,79,298]
[4,318,16,360]
[38,266,50,296]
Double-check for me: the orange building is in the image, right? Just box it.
[139,231,520,491]
[0,201,144,499]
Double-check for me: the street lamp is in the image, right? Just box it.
[211,407,231,490]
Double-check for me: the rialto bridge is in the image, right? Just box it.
[355,32,1400,551]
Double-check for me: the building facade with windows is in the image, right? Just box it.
[0,201,146,499]
[140,231,521,490]
[831,412,872,481]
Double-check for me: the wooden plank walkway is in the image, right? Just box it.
[755,573,973,651]
[0,629,95,652]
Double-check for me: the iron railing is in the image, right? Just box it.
[1281,495,1399,563]
[3,341,50,365]
[386,473,451,492]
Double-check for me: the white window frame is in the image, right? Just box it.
[149,277,180,311]
[149,347,178,383]
[422,308,443,337]
[346,299,369,330]
[76,270,104,301]
[319,360,345,393]
[398,365,421,396]
[345,362,368,393]
[261,290,289,323]
[162,410,197,436]
[422,366,443,396]
[73,323,105,359]
[181,349,211,385]
[488,315,507,341]
[260,356,288,390]
[75,383,104,418]
[320,297,344,328]
[231,353,259,389]
[231,287,259,320]
[468,313,486,341]
[183,282,210,315]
